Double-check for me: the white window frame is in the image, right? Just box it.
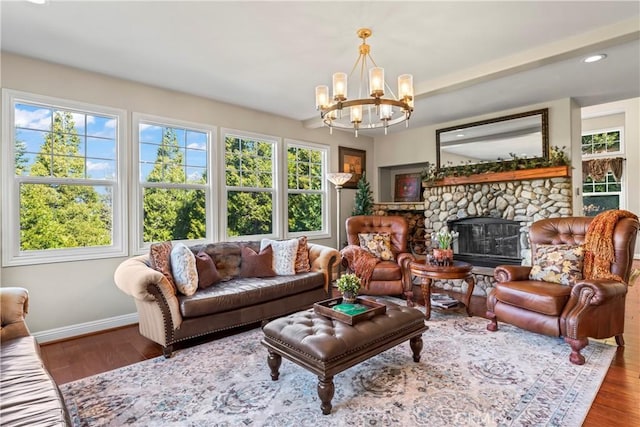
[581,126,624,158]
[132,113,217,253]
[284,139,330,239]
[1,89,127,266]
[221,128,280,241]
[581,127,625,213]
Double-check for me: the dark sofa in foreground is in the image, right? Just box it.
[115,241,339,357]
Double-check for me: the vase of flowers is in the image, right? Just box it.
[431,226,459,265]
[335,273,361,304]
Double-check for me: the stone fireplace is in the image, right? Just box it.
[423,170,573,295]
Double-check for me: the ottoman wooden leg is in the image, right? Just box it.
[267,351,282,381]
[317,376,335,415]
[410,335,423,362]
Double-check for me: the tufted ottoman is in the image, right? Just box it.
[261,298,427,414]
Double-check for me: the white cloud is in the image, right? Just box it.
[188,171,203,181]
[15,107,50,129]
[87,160,110,171]
[72,113,86,127]
[187,142,206,150]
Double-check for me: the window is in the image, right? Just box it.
[581,128,624,216]
[223,130,278,239]
[286,140,328,236]
[134,114,215,248]
[2,90,126,265]
[581,129,621,155]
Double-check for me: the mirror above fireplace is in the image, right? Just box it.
[436,109,549,170]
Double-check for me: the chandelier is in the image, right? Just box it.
[315,28,414,137]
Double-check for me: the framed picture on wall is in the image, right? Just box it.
[338,146,366,189]
[394,173,422,202]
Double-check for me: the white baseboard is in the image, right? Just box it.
[33,312,138,344]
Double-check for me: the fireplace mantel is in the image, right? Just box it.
[424,165,570,187]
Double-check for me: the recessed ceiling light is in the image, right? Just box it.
[583,54,607,63]
[456,134,465,137]
[26,0,48,4]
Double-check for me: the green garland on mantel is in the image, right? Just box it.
[421,146,570,185]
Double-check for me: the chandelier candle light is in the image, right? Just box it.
[315,28,414,137]
[327,172,352,250]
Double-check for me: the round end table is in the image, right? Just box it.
[409,259,475,320]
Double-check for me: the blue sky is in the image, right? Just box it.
[15,104,209,183]
[15,103,116,180]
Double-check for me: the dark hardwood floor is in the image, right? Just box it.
[41,261,640,425]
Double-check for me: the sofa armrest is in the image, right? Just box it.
[114,255,174,301]
[114,255,182,331]
[1,287,31,342]
[307,243,340,291]
[494,265,532,282]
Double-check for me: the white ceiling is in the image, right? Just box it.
[2,1,639,137]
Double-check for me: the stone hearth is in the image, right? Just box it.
[423,176,573,296]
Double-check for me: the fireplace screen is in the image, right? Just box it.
[449,217,521,267]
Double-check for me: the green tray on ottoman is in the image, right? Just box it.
[313,297,386,325]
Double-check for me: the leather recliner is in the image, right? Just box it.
[487,216,639,365]
[343,215,416,305]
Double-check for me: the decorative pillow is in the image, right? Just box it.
[295,236,311,273]
[529,244,585,286]
[149,241,176,292]
[260,238,299,275]
[240,245,276,278]
[195,251,222,289]
[358,232,394,261]
[170,243,199,296]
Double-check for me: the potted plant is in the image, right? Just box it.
[335,273,361,304]
[431,226,459,265]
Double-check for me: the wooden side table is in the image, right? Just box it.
[409,260,475,320]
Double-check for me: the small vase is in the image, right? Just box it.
[432,248,454,265]
[342,291,357,304]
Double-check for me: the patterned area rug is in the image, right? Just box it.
[61,302,615,427]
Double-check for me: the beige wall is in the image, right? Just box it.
[0,52,370,336]
[372,98,582,205]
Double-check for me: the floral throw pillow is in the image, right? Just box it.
[149,241,176,293]
[170,243,199,296]
[295,236,311,273]
[260,238,299,275]
[358,232,394,261]
[529,244,585,286]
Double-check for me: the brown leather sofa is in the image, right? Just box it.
[0,287,71,426]
[343,215,416,304]
[487,216,639,365]
[115,241,339,357]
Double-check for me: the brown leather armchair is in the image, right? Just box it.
[487,216,639,365]
[343,215,416,305]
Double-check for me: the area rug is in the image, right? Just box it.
[60,303,615,427]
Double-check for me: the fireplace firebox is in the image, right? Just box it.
[448,217,521,267]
